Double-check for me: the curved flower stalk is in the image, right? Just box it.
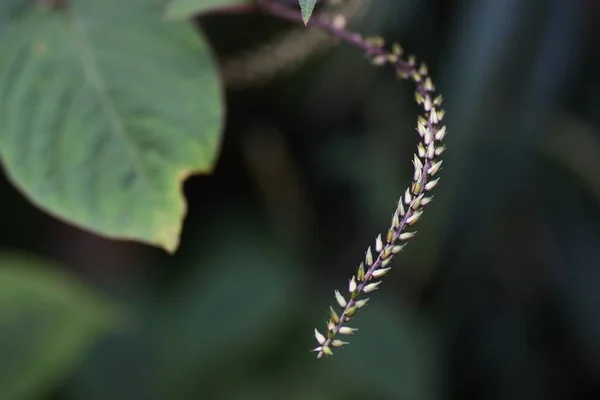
[257,1,447,358]
[222,0,368,88]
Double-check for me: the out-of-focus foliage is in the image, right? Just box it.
[0,0,224,252]
[165,0,250,20]
[1,0,600,399]
[0,253,118,400]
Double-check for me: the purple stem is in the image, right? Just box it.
[256,0,439,358]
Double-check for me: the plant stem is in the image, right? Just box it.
[256,0,414,75]
[256,0,447,359]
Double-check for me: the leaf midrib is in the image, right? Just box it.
[66,11,156,194]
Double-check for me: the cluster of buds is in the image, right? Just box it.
[313,36,447,358]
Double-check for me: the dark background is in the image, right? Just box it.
[2,0,600,399]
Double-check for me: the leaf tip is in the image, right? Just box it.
[299,0,316,26]
[158,228,181,254]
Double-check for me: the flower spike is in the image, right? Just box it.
[265,2,451,359]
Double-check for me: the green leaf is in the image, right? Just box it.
[299,0,317,25]
[0,0,29,35]
[0,252,119,400]
[0,0,224,252]
[152,229,297,394]
[68,217,299,400]
[165,0,251,20]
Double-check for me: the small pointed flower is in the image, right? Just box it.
[332,15,347,29]
[427,142,435,159]
[437,109,446,121]
[421,196,434,206]
[417,122,427,137]
[413,152,423,166]
[424,77,435,92]
[386,228,394,243]
[412,179,422,195]
[373,267,391,278]
[413,153,423,169]
[381,257,393,267]
[423,96,432,111]
[413,163,422,182]
[372,55,387,66]
[417,142,426,158]
[328,328,335,339]
[339,326,358,335]
[404,188,412,205]
[375,234,383,252]
[425,177,440,191]
[418,115,427,126]
[366,36,385,47]
[392,244,407,253]
[357,263,365,282]
[312,346,322,353]
[365,246,373,266]
[418,63,428,76]
[415,92,424,104]
[363,281,382,293]
[435,126,447,141]
[406,210,423,225]
[314,328,326,345]
[331,340,349,348]
[392,43,403,55]
[348,276,357,293]
[355,298,370,308]
[435,145,446,156]
[433,94,443,106]
[334,290,347,308]
[428,160,443,175]
[424,128,433,145]
[429,108,439,124]
[330,306,340,324]
[412,193,424,209]
[383,246,393,259]
[399,231,416,241]
[346,306,357,318]
[321,346,334,356]
[327,320,336,331]
[397,69,409,79]
[392,211,400,229]
[398,199,406,216]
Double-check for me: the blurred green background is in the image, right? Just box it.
[2,0,600,399]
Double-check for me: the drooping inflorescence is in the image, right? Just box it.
[254,0,448,359]
[311,36,447,359]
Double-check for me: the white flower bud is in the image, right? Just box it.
[334,290,347,308]
[363,281,382,293]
